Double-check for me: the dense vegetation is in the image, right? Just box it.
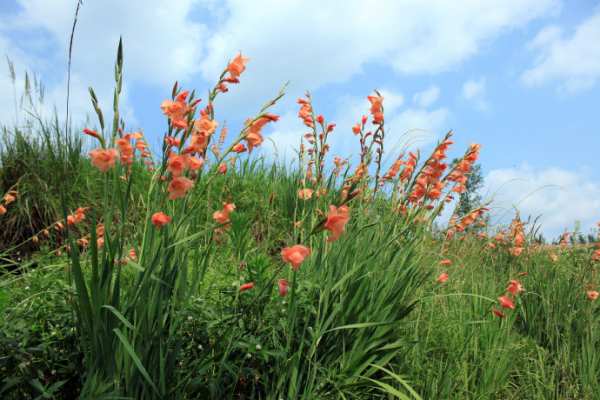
[1,43,599,400]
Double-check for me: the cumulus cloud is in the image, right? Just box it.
[413,86,440,108]
[1,0,208,127]
[13,0,207,86]
[461,77,488,110]
[198,0,559,115]
[522,11,600,93]
[484,164,600,238]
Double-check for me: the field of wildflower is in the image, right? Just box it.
[1,40,599,400]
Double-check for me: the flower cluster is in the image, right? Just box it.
[493,279,524,318]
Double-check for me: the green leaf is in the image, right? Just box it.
[113,328,160,396]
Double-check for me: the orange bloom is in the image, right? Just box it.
[83,128,101,140]
[168,176,194,200]
[498,295,515,310]
[151,212,171,228]
[587,290,599,301]
[298,188,314,200]
[67,207,87,226]
[232,143,247,153]
[160,92,190,129]
[167,154,188,177]
[367,93,384,124]
[439,259,452,267]
[510,247,524,257]
[218,163,227,174]
[0,204,6,215]
[3,193,16,205]
[506,280,524,296]
[324,205,350,242]
[281,244,311,271]
[239,282,254,292]
[128,248,137,261]
[437,272,449,284]
[213,203,236,225]
[492,308,505,318]
[244,114,279,151]
[278,279,289,297]
[297,97,314,128]
[89,148,118,172]
[116,137,135,166]
[227,53,249,79]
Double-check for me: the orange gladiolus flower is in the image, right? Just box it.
[367,93,384,124]
[168,176,194,200]
[116,137,134,166]
[506,280,524,296]
[89,148,118,172]
[437,272,449,284]
[587,290,599,301]
[83,128,101,140]
[213,203,236,225]
[439,259,452,267]
[297,188,314,200]
[232,143,247,153]
[278,279,289,297]
[128,248,137,261]
[227,53,249,79]
[245,129,263,151]
[498,295,515,310]
[67,207,87,226]
[239,282,254,292]
[3,193,16,205]
[151,212,171,228]
[167,154,188,177]
[0,205,6,215]
[324,205,350,242]
[281,244,311,271]
[160,90,191,129]
[510,247,524,256]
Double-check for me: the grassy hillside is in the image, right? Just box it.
[0,46,599,399]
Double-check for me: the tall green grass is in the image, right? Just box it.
[0,41,599,400]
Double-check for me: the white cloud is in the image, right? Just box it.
[199,0,559,115]
[484,164,600,238]
[1,0,208,128]
[461,77,488,110]
[413,85,440,108]
[522,11,600,93]
[13,0,206,86]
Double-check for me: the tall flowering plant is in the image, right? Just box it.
[66,41,284,398]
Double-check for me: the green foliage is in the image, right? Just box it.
[0,258,82,399]
[1,41,599,400]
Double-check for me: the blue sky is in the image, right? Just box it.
[1,0,600,238]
